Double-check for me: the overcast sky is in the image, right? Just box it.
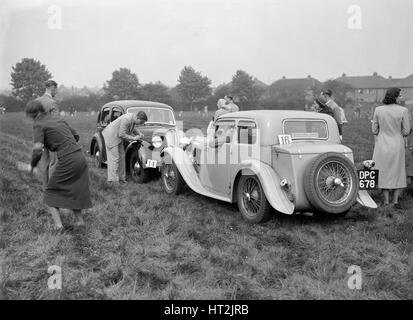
[1,0,412,89]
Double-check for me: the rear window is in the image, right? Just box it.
[283,119,328,140]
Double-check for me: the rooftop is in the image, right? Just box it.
[105,100,172,109]
[335,73,413,89]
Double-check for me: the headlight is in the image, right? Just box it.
[152,136,163,148]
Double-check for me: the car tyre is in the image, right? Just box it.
[237,175,272,224]
[304,152,358,216]
[161,161,184,195]
[93,143,104,168]
[129,149,150,183]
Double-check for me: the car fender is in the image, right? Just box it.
[233,160,295,215]
[90,133,106,160]
[356,190,377,209]
[162,146,230,202]
[125,140,145,163]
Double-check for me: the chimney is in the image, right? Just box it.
[342,73,346,77]
[388,76,393,80]
[373,72,378,76]
[307,75,311,79]
[282,76,286,80]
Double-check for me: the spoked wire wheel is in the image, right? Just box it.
[237,175,271,223]
[161,161,184,195]
[316,160,353,205]
[304,152,358,215]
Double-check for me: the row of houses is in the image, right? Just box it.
[336,73,413,105]
[267,73,413,106]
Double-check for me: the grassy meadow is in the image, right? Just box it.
[0,111,412,300]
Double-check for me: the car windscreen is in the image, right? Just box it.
[283,119,328,140]
[126,107,175,125]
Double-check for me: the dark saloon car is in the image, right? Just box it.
[90,100,178,183]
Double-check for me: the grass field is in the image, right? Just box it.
[0,111,412,300]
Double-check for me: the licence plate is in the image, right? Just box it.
[145,159,157,168]
[358,170,379,190]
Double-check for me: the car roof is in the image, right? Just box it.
[218,110,341,145]
[217,110,333,122]
[103,100,173,110]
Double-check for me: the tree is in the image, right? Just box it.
[177,66,212,111]
[213,83,232,101]
[10,58,52,103]
[0,94,26,112]
[103,68,141,100]
[141,82,172,105]
[231,70,265,109]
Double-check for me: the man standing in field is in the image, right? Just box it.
[102,111,148,184]
[35,80,59,189]
[224,95,239,112]
[321,90,345,140]
[212,95,240,124]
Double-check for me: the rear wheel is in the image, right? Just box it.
[237,175,272,224]
[304,152,358,216]
[129,149,151,183]
[161,162,184,195]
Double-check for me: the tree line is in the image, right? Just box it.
[1,58,354,112]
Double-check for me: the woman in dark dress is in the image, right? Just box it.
[25,100,92,231]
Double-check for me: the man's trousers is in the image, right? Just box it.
[105,143,126,182]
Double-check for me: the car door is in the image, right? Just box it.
[98,106,111,131]
[110,106,124,123]
[202,119,236,196]
[233,120,258,164]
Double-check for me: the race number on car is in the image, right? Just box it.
[278,134,292,145]
[146,159,157,168]
[358,170,379,190]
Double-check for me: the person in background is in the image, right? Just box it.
[213,98,230,120]
[25,100,92,232]
[35,80,59,190]
[102,111,148,184]
[313,97,335,118]
[321,90,345,140]
[355,104,361,119]
[224,95,239,112]
[372,88,411,208]
[405,105,413,195]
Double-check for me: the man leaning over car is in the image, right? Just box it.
[102,111,148,184]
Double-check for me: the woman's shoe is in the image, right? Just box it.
[393,203,403,210]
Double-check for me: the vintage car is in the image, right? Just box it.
[90,100,178,183]
[160,110,377,223]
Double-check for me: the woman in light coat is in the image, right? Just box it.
[372,88,411,208]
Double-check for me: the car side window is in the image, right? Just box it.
[238,121,257,144]
[111,106,123,122]
[214,121,235,143]
[100,107,110,126]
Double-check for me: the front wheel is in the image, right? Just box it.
[93,143,104,168]
[161,161,184,195]
[129,149,150,183]
[237,175,272,224]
